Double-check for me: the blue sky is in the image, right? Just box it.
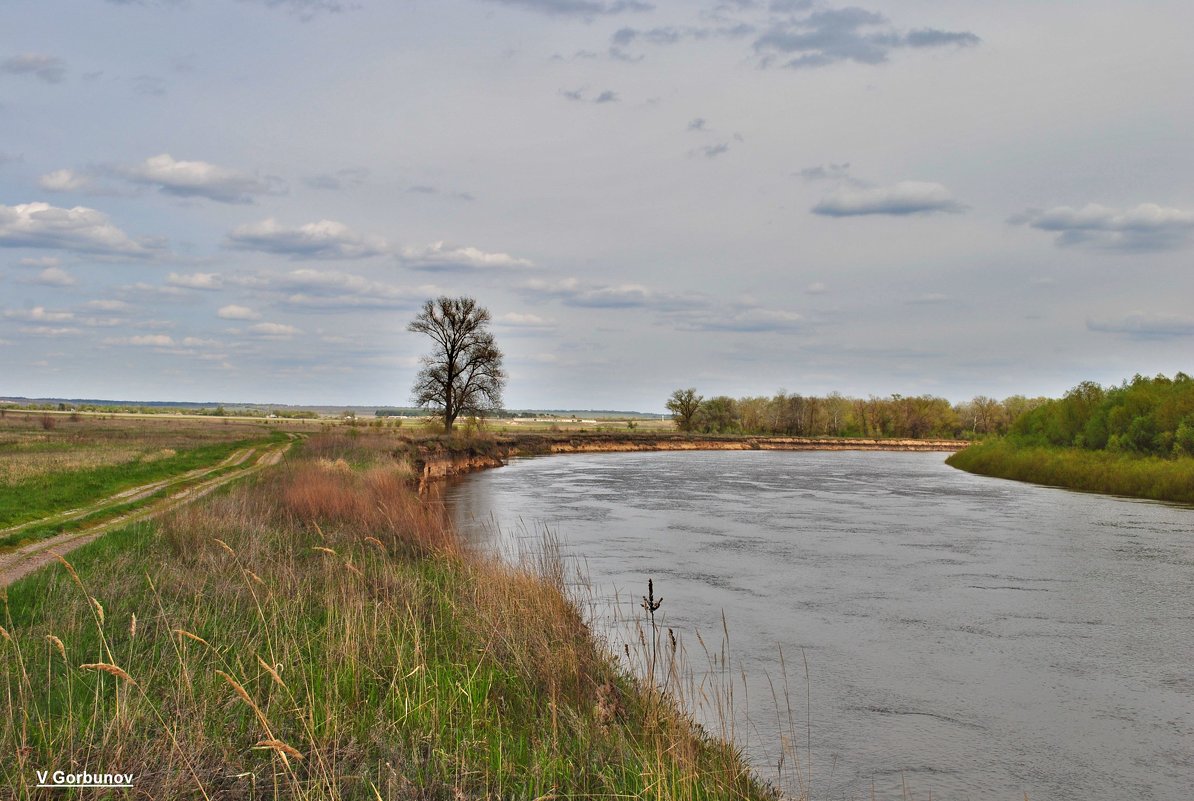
[2,0,1193,410]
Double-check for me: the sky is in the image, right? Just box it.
[2,0,1193,411]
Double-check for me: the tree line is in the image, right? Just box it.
[665,388,1047,440]
[1009,372,1194,456]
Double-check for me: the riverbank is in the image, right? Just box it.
[0,431,778,800]
[946,439,1194,505]
[411,431,968,480]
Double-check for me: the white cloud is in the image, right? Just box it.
[167,272,223,290]
[20,326,81,337]
[400,241,535,271]
[104,334,176,347]
[521,277,705,310]
[217,304,262,320]
[248,322,301,338]
[1013,203,1194,251]
[119,154,285,203]
[181,336,222,348]
[255,268,434,310]
[226,218,387,259]
[82,299,132,312]
[38,169,100,193]
[27,267,76,287]
[3,306,74,322]
[496,312,556,329]
[812,182,965,217]
[18,256,60,268]
[675,306,804,332]
[0,202,157,257]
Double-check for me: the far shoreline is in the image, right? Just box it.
[411,432,968,481]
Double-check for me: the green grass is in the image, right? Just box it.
[0,432,284,531]
[947,439,1194,505]
[0,442,777,800]
[0,460,256,550]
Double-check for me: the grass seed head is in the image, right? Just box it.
[254,739,303,763]
[80,662,136,685]
[46,634,67,660]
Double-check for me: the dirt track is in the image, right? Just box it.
[0,437,295,587]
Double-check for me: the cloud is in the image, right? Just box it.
[18,256,60,268]
[2,53,66,84]
[496,312,556,330]
[104,334,177,347]
[482,0,653,18]
[1087,312,1194,338]
[24,267,76,287]
[83,300,132,312]
[226,218,388,259]
[168,272,224,290]
[560,87,620,104]
[38,169,103,193]
[675,306,804,333]
[3,306,74,323]
[256,268,433,310]
[520,277,705,310]
[611,22,756,51]
[812,181,965,216]
[247,322,301,339]
[687,117,708,131]
[400,241,534,272]
[693,143,730,159]
[906,292,949,305]
[20,326,81,337]
[242,0,354,19]
[0,202,157,257]
[798,162,854,182]
[83,299,133,312]
[753,7,979,69]
[805,281,828,294]
[217,304,262,320]
[406,185,475,201]
[1011,203,1194,251]
[118,154,285,203]
[304,167,369,190]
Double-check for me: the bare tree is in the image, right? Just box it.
[408,296,506,433]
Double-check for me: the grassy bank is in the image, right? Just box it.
[946,439,1194,505]
[0,435,775,800]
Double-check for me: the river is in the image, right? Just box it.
[444,450,1193,800]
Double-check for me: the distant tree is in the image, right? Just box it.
[408,296,506,434]
[696,396,739,434]
[666,388,703,432]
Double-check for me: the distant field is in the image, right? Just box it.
[0,412,289,531]
[0,412,288,484]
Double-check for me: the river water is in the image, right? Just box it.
[444,450,1193,801]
